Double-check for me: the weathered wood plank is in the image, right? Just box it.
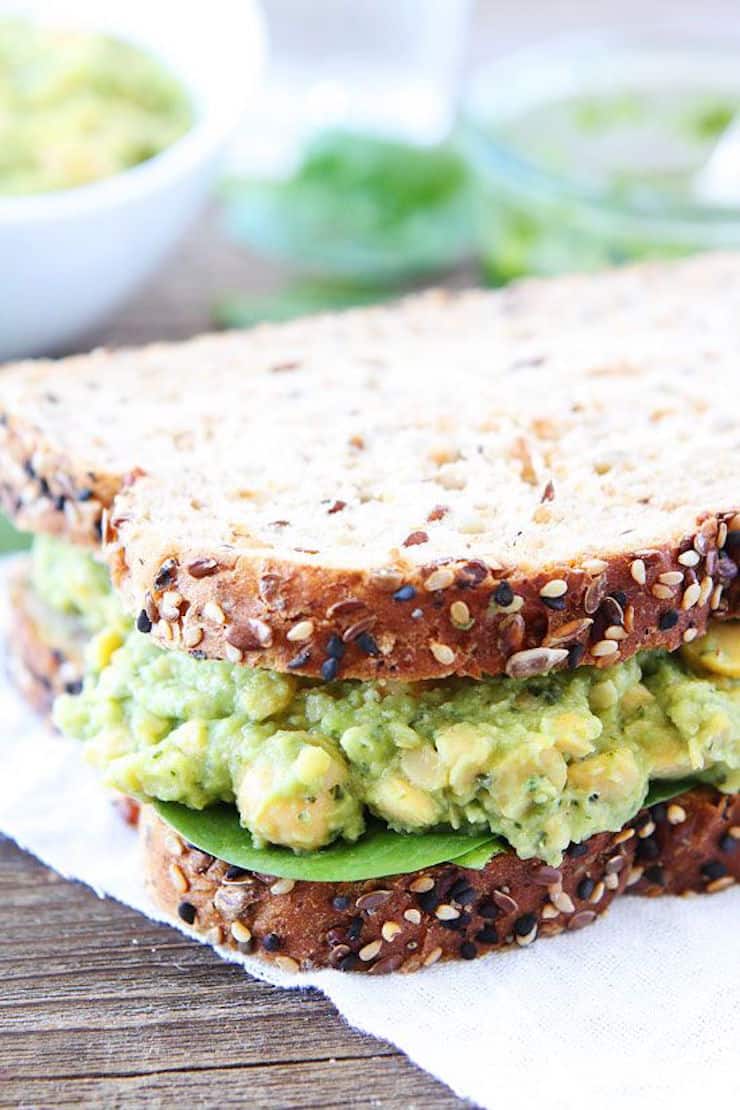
[0,1054,459,1109]
[0,839,462,1106]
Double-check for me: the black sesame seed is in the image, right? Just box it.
[346,917,363,943]
[417,889,439,913]
[23,459,36,479]
[719,834,737,855]
[567,643,586,669]
[93,517,103,540]
[287,648,311,670]
[460,941,478,960]
[261,932,282,952]
[393,585,416,602]
[448,880,476,906]
[475,924,499,944]
[577,877,595,900]
[644,865,665,886]
[356,631,380,656]
[76,487,93,502]
[636,837,660,862]
[136,610,152,634]
[493,581,514,607]
[651,803,667,824]
[514,913,537,937]
[54,495,66,512]
[566,841,589,859]
[477,900,499,919]
[542,595,566,611]
[177,901,197,925]
[326,634,346,659]
[611,590,628,608]
[39,476,51,498]
[332,894,351,911]
[701,860,728,881]
[64,680,83,696]
[658,609,679,631]
[225,865,249,881]
[321,657,340,682]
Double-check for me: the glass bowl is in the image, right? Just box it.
[459,29,740,283]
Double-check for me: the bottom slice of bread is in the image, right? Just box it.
[143,787,739,974]
[7,561,86,716]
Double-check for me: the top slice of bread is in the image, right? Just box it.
[1,253,738,679]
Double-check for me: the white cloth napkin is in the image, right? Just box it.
[0,558,736,1109]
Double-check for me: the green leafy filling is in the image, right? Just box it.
[154,800,505,881]
[155,776,702,881]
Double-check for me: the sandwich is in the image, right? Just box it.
[1,253,738,974]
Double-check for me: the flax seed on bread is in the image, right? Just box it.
[2,252,739,678]
[143,786,739,973]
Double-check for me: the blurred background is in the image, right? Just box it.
[2,0,740,545]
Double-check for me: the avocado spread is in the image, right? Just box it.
[0,18,192,196]
[43,538,740,866]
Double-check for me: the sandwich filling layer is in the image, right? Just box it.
[39,538,740,866]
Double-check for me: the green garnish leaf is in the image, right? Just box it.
[644,777,702,807]
[452,841,505,871]
[155,801,503,882]
[221,129,474,281]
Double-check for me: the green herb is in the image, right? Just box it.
[644,777,702,807]
[222,129,473,280]
[154,800,504,882]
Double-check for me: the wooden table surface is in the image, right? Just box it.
[0,214,462,1109]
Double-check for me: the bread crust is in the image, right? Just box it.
[0,417,110,548]
[0,251,737,679]
[143,786,739,974]
[6,561,85,714]
[106,507,739,680]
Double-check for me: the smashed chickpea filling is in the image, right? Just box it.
[35,538,740,865]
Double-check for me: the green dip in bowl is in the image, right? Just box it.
[0,17,192,196]
[460,31,740,282]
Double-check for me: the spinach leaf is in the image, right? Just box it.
[154,801,503,882]
[221,129,474,281]
[644,777,702,807]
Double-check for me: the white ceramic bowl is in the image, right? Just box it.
[0,0,266,361]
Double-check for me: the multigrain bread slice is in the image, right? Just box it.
[6,561,85,714]
[143,786,739,973]
[1,252,738,678]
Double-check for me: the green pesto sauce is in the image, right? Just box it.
[47,541,740,865]
[0,18,192,195]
